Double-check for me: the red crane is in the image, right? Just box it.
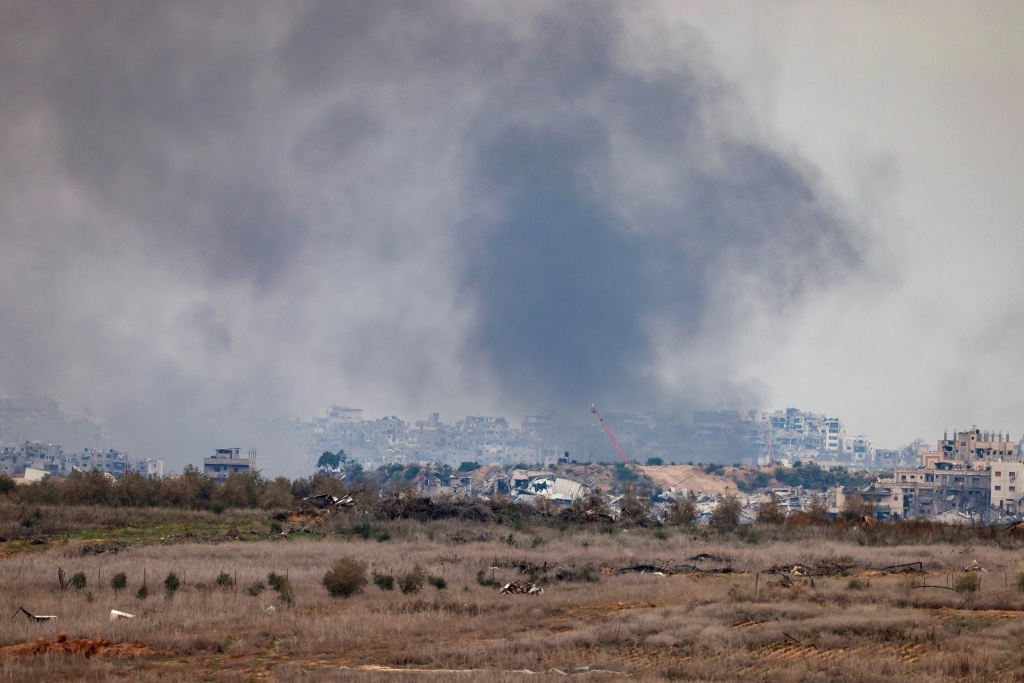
[757,422,778,463]
[591,404,629,465]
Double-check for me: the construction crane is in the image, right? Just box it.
[591,404,629,465]
[757,422,778,464]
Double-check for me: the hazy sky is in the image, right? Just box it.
[1,1,1022,467]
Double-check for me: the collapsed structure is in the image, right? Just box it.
[850,428,1022,521]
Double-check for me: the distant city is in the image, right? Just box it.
[0,393,944,478]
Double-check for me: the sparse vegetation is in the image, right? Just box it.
[5,466,1024,681]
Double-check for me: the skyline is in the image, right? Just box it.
[2,2,1022,467]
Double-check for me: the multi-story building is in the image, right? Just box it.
[921,428,1021,469]
[203,448,256,482]
[861,466,992,519]
[841,436,873,465]
[990,462,1024,515]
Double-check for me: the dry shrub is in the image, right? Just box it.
[399,564,426,594]
[323,558,367,598]
[954,572,980,592]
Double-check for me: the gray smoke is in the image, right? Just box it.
[0,1,864,472]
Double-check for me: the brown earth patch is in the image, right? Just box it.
[0,633,167,658]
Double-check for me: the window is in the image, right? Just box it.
[1011,486,1016,492]
[996,471,1001,477]
[996,485,1002,491]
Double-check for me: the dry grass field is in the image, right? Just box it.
[2,505,1024,681]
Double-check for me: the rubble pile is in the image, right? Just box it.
[766,562,854,577]
[499,580,543,595]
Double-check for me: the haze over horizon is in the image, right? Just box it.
[2,2,1022,471]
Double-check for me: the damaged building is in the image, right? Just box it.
[845,428,1022,521]
[484,469,590,504]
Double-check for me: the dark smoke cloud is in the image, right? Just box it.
[0,1,864,472]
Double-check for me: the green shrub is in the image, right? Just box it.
[268,572,286,591]
[247,582,266,596]
[322,559,367,598]
[164,571,180,597]
[428,575,447,591]
[111,572,127,592]
[476,569,500,588]
[1016,572,1024,592]
[216,571,234,588]
[70,572,87,590]
[372,572,395,591]
[737,527,760,544]
[399,564,425,594]
[268,572,295,604]
[136,584,148,600]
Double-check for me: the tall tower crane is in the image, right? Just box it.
[591,404,629,465]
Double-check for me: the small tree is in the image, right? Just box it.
[619,484,651,521]
[756,493,787,525]
[645,457,664,466]
[806,497,830,525]
[710,493,741,532]
[111,572,127,593]
[323,559,367,598]
[316,450,345,473]
[664,491,699,527]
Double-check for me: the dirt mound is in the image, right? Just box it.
[639,464,736,496]
[0,634,162,658]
